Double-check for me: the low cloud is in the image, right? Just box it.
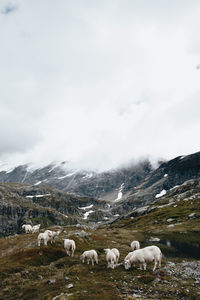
[0,0,200,170]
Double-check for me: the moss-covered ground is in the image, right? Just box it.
[0,195,200,299]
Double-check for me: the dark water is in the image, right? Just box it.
[148,231,200,259]
[160,239,200,259]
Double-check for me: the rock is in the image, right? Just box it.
[167,218,174,222]
[167,224,175,228]
[64,276,70,282]
[48,279,56,285]
[148,237,160,242]
[66,283,73,289]
[189,213,196,218]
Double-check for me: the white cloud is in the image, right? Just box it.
[0,0,200,170]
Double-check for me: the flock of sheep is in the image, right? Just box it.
[22,224,162,272]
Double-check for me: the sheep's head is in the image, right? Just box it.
[124,260,131,270]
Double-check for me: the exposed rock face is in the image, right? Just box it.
[0,183,107,237]
[112,151,200,214]
[0,160,153,201]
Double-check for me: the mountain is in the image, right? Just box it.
[0,151,199,236]
[111,151,200,215]
[0,159,153,201]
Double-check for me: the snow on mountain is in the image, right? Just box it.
[115,183,124,201]
[83,210,94,219]
[155,189,167,198]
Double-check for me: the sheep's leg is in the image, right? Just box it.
[95,257,98,264]
[139,264,143,270]
[159,258,161,268]
[153,261,157,272]
[87,259,89,264]
[143,263,147,270]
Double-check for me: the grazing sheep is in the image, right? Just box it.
[32,224,41,233]
[64,239,76,257]
[124,245,162,271]
[130,240,140,251]
[111,248,120,264]
[50,230,62,243]
[104,248,117,269]
[37,230,53,246]
[80,250,98,265]
[124,251,135,262]
[22,224,33,234]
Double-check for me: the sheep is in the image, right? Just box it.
[50,230,62,243]
[64,239,76,257]
[111,248,120,264]
[124,245,162,271]
[130,240,140,251]
[80,250,98,265]
[32,224,41,233]
[22,224,33,234]
[104,248,117,269]
[124,251,135,262]
[37,230,53,246]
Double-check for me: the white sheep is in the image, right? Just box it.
[50,230,62,243]
[64,239,76,257]
[80,250,98,265]
[124,245,162,271]
[37,230,53,246]
[104,248,117,269]
[22,224,33,234]
[32,224,41,233]
[130,240,140,251]
[111,248,120,264]
[124,251,135,262]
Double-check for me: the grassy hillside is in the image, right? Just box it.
[1,185,200,300]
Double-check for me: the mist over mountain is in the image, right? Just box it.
[0,151,199,236]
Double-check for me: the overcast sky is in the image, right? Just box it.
[0,0,200,170]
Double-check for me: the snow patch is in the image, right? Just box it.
[115,183,124,201]
[164,174,168,177]
[83,173,93,179]
[34,181,42,186]
[79,204,94,210]
[83,210,94,219]
[170,185,180,190]
[0,162,16,173]
[57,175,69,180]
[26,194,51,198]
[155,189,167,198]
[66,171,77,177]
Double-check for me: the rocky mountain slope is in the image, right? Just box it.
[0,160,153,201]
[0,183,109,237]
[111,151,200,215]
[0,151,199,236]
